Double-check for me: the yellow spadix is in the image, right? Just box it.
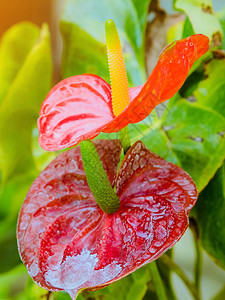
[105,19,130,117]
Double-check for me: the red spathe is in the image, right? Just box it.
[17,140,198,299]
[38,34,209,151]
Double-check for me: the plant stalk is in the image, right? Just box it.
[149,261,168,300]
[159,254,202,300]
[119,126,131,154]
[194,236,202,294]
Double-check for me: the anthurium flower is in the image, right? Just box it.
[38,20,209,151]
[17,139,198,299]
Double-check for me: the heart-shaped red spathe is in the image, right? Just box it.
[17,140,197,299]
[38,34,209,151]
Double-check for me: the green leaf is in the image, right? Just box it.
[0,171,36,218]
[167,19,184,42]
[194,59,225,117]
[60,0,151,86]
[25,277,50,300]
[131,120,180,165]
[182,17,195,38]
[130,99,225,192]
[161,101,225,191]
[128,265,151,300]
[0,227,21,273]
[0,23,52,185]
[179,69,205,98]
[194,161,225,269]
[0,22,40,103]
[174,0,223,40]
[0,264,27,298]
[54,291,71,300]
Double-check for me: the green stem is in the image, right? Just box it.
[149,261,168,300]
[194,236,202,293]
[119,126,131,154]
[159,254,201,300]
[80,140,120,214]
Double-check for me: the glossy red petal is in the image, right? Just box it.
[17,139,122,293]
[116,141,198,262]
[18,139,197,299]
[103,34,209,131]
[38,75,114,151]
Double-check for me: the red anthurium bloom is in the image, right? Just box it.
[38,23,209,151]
[17,140,197,299]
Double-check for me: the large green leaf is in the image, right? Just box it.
[0,22,40,103]
[0,23,52,185]
[174,0,223,40]
[60,0,151,86]
[194,161,225,269]
[130,99,225,192]
[161,101,225,191]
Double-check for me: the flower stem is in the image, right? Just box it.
[119,126,131,154]
[80,140,120,214]
[149,261,168,300]
[159,254,201,300]
[194,236,202,293]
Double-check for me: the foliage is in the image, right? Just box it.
[0,0,225,299]
[195,161,225,269]
[0,21,53,295]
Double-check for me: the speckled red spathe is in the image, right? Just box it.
[38,34,209,151]
[17,140,198,299]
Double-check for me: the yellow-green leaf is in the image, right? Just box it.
[0,23,52,185]
[174,0,223,40]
